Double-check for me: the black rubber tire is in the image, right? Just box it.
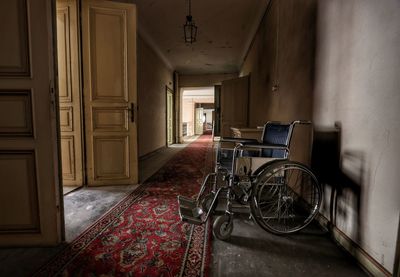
[213,214,233,240]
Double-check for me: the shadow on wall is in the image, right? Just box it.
[311,122,368,246]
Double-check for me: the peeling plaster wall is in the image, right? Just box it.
[239,0,317,163]
[240,0,317,126]
[314,0,400,272]
[137,35,173,157]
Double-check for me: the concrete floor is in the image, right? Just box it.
[0,136,368,276]
[211,214,367,277]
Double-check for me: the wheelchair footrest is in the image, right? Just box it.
[178,195,204,225]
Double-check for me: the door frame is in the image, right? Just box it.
[166,86,175,145]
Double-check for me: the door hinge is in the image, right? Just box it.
[128,102,135,122]
[50,81,57,114]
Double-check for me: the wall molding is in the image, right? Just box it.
[316,214,392,277]
[139,146,167,162]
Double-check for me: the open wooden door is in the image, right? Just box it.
[167,88,174,145]
[56,0,84,187]
[0,0,62,245]
[195,107,204,135]
[214,85,221,136]
[220,76,249,137]
[82,0,138,186]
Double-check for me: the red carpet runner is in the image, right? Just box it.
[35,135,213,277]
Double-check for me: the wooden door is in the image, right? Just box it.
[195,107,204,135]
[82,0,138,186]
[221,76,250,137]
[214,85,221,136]
[56,0,84,187]
[167,89,174,145]
[0,0,62,245]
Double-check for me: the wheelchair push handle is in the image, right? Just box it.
[292,120,312,126]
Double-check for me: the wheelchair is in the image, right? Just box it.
[178,120,322,240]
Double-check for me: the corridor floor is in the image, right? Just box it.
[0,136,368,276]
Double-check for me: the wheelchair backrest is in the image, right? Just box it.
[261,122,294,158]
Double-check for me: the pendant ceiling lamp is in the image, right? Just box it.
[183,0,197,43]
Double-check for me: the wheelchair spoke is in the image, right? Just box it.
[251,161,321,235]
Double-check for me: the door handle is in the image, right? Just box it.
[128,103,135,122]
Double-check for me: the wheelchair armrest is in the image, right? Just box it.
[220,137,259,143]
[240,143,289,152]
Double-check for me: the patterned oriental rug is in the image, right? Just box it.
[35,135,213,277]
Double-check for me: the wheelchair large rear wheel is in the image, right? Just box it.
[251,160,321,235]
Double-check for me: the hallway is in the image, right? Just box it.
[1,136,367,276]
[0,0,399,276]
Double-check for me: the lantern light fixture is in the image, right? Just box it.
[183,0,197,44]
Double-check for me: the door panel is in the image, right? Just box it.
[57,0,83,186]
[93,137,129,179]
[221,76,250,137]
[0,1,30,76]
[82,0,137,186]
[0,0,62,245]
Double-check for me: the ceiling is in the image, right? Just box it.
[131,0,269,74]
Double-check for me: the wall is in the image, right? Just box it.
[137,35,173,157]
[179,73,238,88]
[313,0,400,273]
[240,0,317,126]
[239,0,317,163]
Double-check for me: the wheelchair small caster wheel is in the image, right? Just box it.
[213,214,233,240]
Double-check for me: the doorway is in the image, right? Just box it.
[181,87,214,140]
[56,0,139,192]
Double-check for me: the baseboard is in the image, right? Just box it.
[139,146,167,161]
[316,214,392,277]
